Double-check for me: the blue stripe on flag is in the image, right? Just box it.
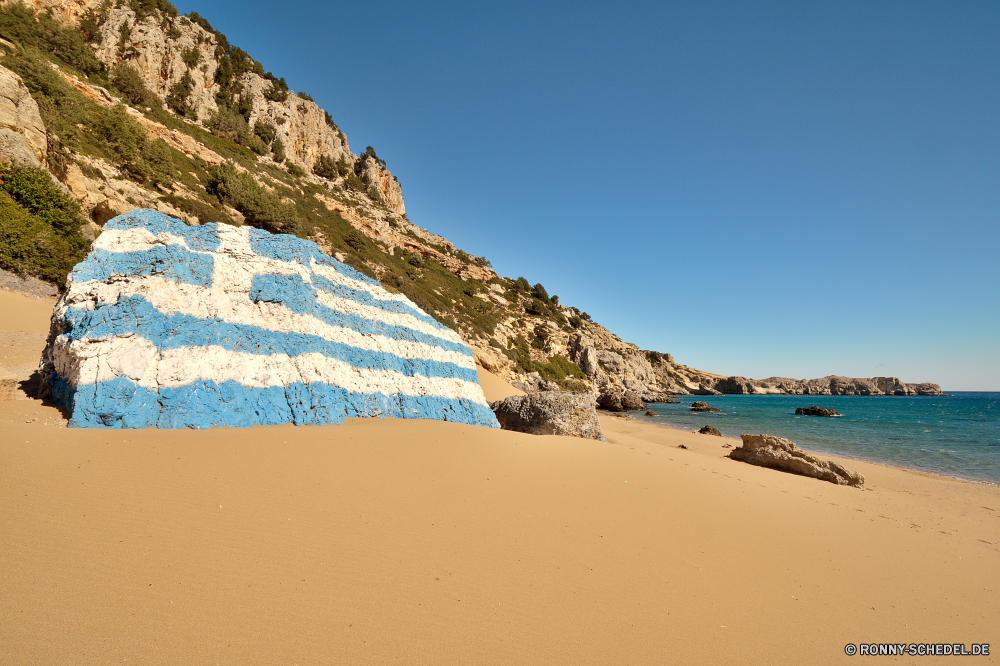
[52,375,499,429]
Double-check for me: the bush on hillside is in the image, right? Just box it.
[206,162,297,234]
[166,71,195,117]
[77,4,111,42]
[0,2,104,76]
[181,45,199,68]
[0,163,88,286]
[92,103,148,175]
[206,107,251,145]
[110,63,160,107]
[253,120,276,146]
[312,154,338,180]
[271,137,286,163]
[264,76,289,103]
[285,161,305,177]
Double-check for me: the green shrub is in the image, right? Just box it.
[181,45,199,67]
[532,282,550,303]
[0,163,88,286]
[253,120,275,145]
[344,171,365,192]
[92,103,149,178]
[264,77,289,102]
[110,63,159,107]
[206,162,297,234]
[166,71,195,117]
[0,2,104,76]
[207,107,250,144]
[514,276,530,292]
[77,3,111,42]
[127,0,178,22]
[186,11,213,33]
[344,228,367,251]
[524,298,546,316]
[312,154,338,180]
[247,134,267,155]
[298,92,313,102]
[271,137,286,162]
[158,193,223,224]
[534,355,586,382]
[285,161,305,177]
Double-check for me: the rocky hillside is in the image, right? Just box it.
[0,0,943,400]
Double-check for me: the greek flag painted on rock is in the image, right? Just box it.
[41,209,499,430]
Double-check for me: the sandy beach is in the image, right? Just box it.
[1,288,997,664]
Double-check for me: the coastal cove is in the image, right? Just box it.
[641,393,1000,485]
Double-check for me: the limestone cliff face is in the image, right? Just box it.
[358,152,405,214]
[236,72,354,176]
[2,0,96,24]
[93,8,217,119]
[23,1,393,183]
[0,64,47,166]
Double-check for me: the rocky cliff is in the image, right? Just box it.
[0,0,944,401]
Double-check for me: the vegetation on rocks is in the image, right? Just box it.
[0,0,701,394]
[0,163,87,284]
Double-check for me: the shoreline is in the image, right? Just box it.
[4,289,999,664]
[630,412,1000,488]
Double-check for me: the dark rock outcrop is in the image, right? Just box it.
[491,392,605,441]
[698,425,722,436]
[645,409,658,417]
[597,387,645,412]
[690,401,721,413]
[795,406,841,417]
[728,434,865,489]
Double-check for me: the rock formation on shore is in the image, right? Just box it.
[729,434,865,489]
[690,401,721,413]
[490,392,605,441]
[698,425,722,436]
[40,209,499,429]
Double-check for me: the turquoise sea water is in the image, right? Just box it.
[641,392,1000,485]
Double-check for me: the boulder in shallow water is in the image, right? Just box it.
[728,434,865,489]
[40,210,499,430]
[690,401,721,412]
[490,392,605,440]
[795,405,841,417]
[698,425,722,436]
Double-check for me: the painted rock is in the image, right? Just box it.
[41,209,499,430]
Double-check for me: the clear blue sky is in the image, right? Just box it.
[174,0,999,390]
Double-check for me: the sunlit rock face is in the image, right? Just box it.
[42,209,498,430]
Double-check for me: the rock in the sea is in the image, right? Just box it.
[40,210,499,430]
[645,409,658,417]
[690,401,721,412]
[490,392,605,441]
[698,425,722,436]
[795,406,841,417]
[728,434,865,489]
[597,387,645,412]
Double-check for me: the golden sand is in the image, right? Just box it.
[1,289,996,664]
